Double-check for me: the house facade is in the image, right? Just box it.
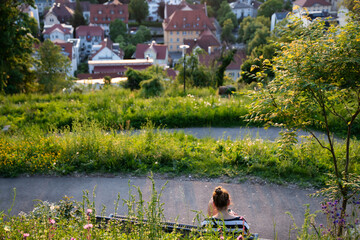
[135,41,168,66]
[89,38,124,61]
[88,59,153,76]
[293,0,332,13]
[44,2,74,25]
[43,24,74,42]
[89,1,129,36]
[270,11,289,31]
[163,2,216,52]
[76,25,104,55]
[230,0,262,19]
[54,38,81,76]
[183,28,220,55]
[35,0,55,16]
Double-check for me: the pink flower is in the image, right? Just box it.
[49,218,56,224]
[83,224,93,229]
[86,209,93,215]
[23,233,30,238]
[71,238,76,240]
[220,236,224,240]
[237,235,243,240]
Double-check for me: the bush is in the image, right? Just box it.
[139,76,164,98]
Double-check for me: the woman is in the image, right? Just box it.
[202,186,250,236]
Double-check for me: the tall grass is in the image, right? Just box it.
[1,121,359,186]
[0,87,253,131]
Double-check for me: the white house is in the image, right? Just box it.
[230,0,262,19]
[135,41,168,66]
[43,24,74,42]
[147,0,161,21]
[76,25,104,55]
[293,0,332,13]
[35,0,55,16]
[90,38,123,61]
[53,38,80,76]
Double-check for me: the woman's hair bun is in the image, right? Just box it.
[215,187,222,195]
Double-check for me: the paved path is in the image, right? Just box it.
[0,127,329,239]
[0,175,324,240]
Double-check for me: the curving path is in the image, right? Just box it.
[0,127,329,239]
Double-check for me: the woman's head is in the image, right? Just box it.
[212,186,230,210]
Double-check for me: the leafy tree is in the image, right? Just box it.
[221,18,236,43]
[129,0,149,24]
[139,76,165,97]
[257,0,284,18]
[36,40,72,93]
[246,27,270,54]
[71,0,86,31]
[124,44,136,59]
[215,49,236,87]
[0,0,38,94]
[157,0,165,19]
[109,19,127,42]
[124,68,151,90]
[217,1,237,26]
[238,16,270,43]
[247,15,360,236]
[130,25,152,45]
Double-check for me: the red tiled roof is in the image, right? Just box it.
[47,3,74,23]
[164,8,215,31]
[54,41,73,60]
[43,24,73,35]
[76,25,104,38]
[90,4,129,24]
[135,42,168,60]
[198,50,246,70]
[165,1,206,18]
[93,64,151,73]
[184,28,220,54]
[293,0,331,7]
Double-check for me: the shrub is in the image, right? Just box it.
[139,76,164,98]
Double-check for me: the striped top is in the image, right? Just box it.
[201,216,250,234]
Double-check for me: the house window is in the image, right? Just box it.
[170,32,173,35]
[176,38,179,42]
[95,17,98,21]
[170,45,173,49]
[170,38,173,42]
[183,17,186,21]
[111,10,114,14]
[98,10,102,14]
[119,10,123,14]
[183,31,186,35]
[177,31,179,35]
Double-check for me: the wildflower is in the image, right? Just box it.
[83,224,93,229]
[23,233,30,238]
[87,209,93,215]
[49,218,56,224]
[4,225,10,231]
[237,235,244,240]
[71,238,76,240]
[220,236,224,240]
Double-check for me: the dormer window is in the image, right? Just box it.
[174,24,176,28]
[98,10,102,14]
[183,17,186,21]
[197,17,200,21]
[119,10,123,14]
[111,10,114,14]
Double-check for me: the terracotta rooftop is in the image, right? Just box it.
[76,25,104,38]
[165,1,206,18]
[184,28,220,54]
[198,50,246,70]
[46,2,74,23]
[135,42,168,60]
[163,8,215,32]
[53,40,73,60]
[90,3,129,24]
[43,23,73,35]
[293,0,331,7]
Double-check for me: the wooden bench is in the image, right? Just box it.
[95,215,264,239]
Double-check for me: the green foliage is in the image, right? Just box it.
[0,0,38,94]
[247,13,360,234]
[140,77,165,98]
[129,0,149,24]
[71,0,86,30]
[217,1,237,26]
[215,49,236,87]
[124,68,151,90]
[257,0,284,18]
[130,25,152,45]
[124,44,136,59]
[103,76,111,85]
[238,16,270,44]
[109,19,127,42]
[221,19,236,43]
[36,40,72,93]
